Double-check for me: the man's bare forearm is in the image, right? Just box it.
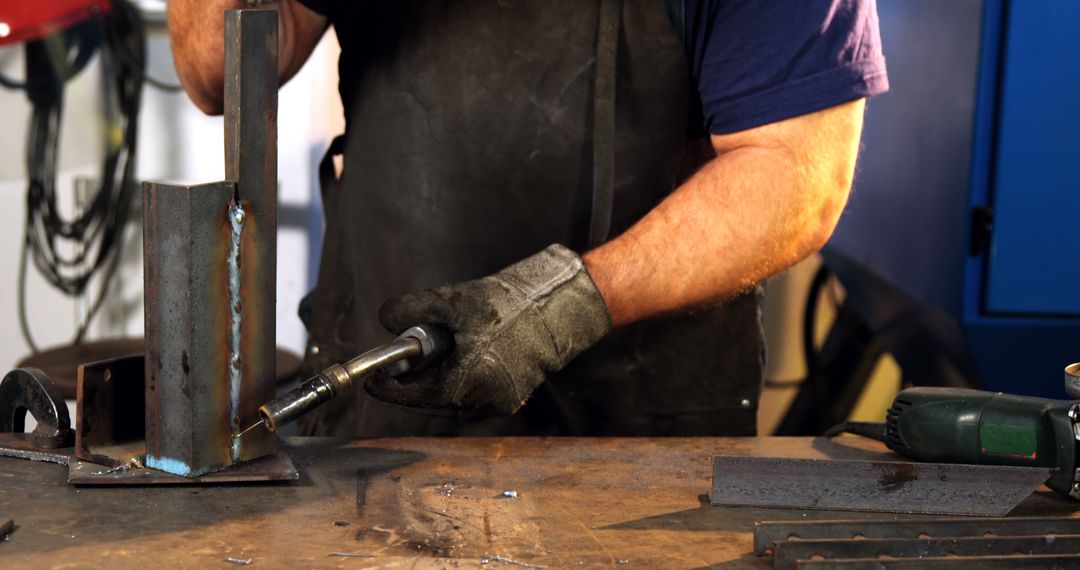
[584,99,865,327]
[168,0,326,114]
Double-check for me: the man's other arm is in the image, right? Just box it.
[168,0,327,115]
[584,99,864,327]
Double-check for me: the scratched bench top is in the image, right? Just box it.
[0,437,1073,568]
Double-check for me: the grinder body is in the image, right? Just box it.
[886,387,1080,498]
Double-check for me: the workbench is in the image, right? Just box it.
[1,437,1076,568]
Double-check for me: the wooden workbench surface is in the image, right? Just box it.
[0,437,1075,568]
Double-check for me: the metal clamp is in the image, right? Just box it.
[0,368,74,449]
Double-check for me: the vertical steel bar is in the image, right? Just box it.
[143,181,236,476]
[223,9,277,463]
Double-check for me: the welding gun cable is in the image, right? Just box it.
[18,0,144,351]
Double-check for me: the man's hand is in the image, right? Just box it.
[367,245,611,414]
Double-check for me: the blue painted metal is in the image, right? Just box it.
[961,0,1005,322]
[828,0,1080,396]
[982,0,1080,316]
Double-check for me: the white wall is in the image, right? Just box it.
[0,22,342,377]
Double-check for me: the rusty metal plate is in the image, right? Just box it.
[711,455,1050,516]
[776,535,1080,570]
[75,354,145,467]
[755,516,1080,555]
[67,449,298,485]
[795,554,1080,569]
[0,433,72,465]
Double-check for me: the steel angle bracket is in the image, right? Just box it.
[711,456,1050,516]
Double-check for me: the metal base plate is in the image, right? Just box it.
[68,450,299,485]
[0,433,72,465]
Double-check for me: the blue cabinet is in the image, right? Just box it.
[827,0,1080,397]
[984,1,1080,316]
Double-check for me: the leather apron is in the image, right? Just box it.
[298,0,764,437]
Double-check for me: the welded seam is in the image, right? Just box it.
[228,201,246,462]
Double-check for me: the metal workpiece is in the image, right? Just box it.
[75,354,146,467]
[0,368,73,449]
[140,8,280,477]
[224,7,278,457]
[222,7,279,466]
[67,451,298,485]
[711,455,1050,516]
[143,181,240,477]
[755,517,1080,556]
[142,180,275,476]
[259,326,451,432]
[773,535,1080,570]
[794,554,1080,569]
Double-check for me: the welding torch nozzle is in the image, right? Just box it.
[258,325,452,432]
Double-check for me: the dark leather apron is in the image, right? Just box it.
[298,0,764,437]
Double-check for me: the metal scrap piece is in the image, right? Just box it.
[795,554,1080,569]
[711,455,1050,516]
[328,552,375,558]
[0,433,72,465]
[774,535,1080,570]
[755,516,1080,555]
[482,555,546,568]
[75,354,144,467]
[225,556,251,565]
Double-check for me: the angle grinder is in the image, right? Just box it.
[830,362,1080,499]
[239,325,452,436]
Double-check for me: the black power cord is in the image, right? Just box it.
[17,0,146,351]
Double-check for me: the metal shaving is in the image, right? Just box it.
[481,554,545,568]
[91,456,145,476]
[500,490,518,498]
[329,552,375,558]
[225,557,251,565]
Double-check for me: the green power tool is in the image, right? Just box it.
[831,363,1080,499]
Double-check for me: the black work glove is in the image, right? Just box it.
[368,244,612,414]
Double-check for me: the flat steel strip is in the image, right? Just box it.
[223,8,278,464]
[795,554,1080,569]
[0,433,71,465]
[711,456,1049,516]
[775,535,1080,570]
[755,517,1080,555]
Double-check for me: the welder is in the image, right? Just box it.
[167,0,888,438]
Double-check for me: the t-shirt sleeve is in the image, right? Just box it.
[686,0,889,135]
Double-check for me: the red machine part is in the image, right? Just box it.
[0,0,111,46]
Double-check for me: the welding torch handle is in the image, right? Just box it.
[258,325,452,432]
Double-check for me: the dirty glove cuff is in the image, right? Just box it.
[369,244,612,413]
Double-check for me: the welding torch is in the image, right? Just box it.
[249,325,452,433]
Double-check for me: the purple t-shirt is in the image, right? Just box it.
[684,0,888,134]
[298,0,888,135]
